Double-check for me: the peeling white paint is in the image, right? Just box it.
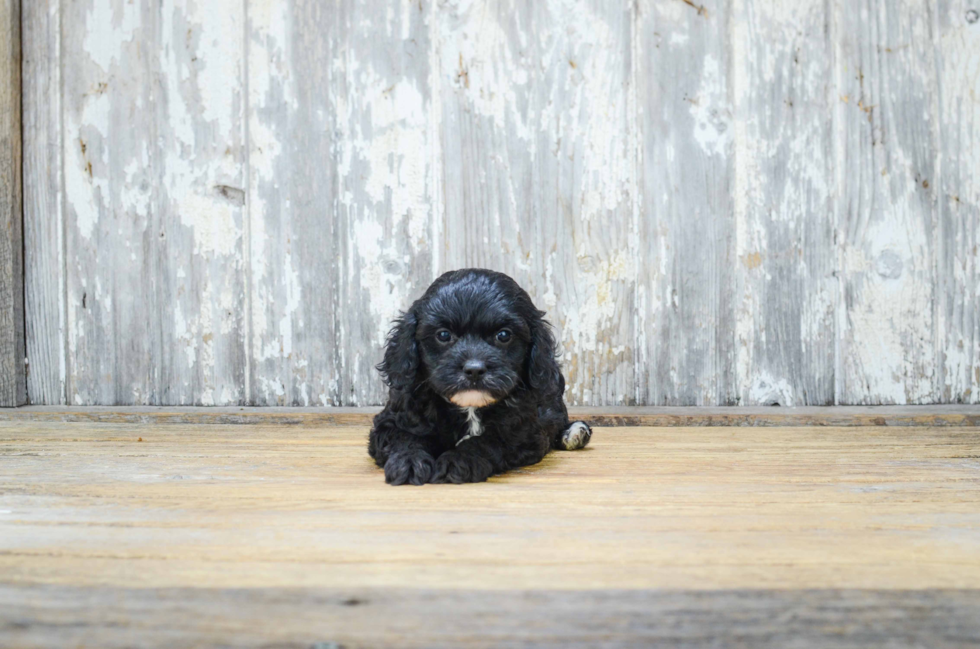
[357,77,429,236]
[749,371,796,406]
[41,0,977,408]
[562,248,633,360]
[278,255,301,358]
[83,0,140,73]
[439,0,529,139]
[842,219,935,404]
[690,55,731,157]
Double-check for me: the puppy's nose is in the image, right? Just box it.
[463,359,487,380]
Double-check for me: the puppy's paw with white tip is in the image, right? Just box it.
[560,421,592,450]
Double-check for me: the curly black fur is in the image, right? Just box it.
[368,269,592,485]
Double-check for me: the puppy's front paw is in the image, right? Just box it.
[384,450,435,486]
[431,451,494,484]
[560,421,592,450]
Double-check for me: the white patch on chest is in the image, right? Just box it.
[457,407,483,446]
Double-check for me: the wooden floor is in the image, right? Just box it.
[1,420,979,647]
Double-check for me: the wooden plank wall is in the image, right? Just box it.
[18,0,980,407]
[0,0,24,407]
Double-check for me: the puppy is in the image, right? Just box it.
[368,269,592,485]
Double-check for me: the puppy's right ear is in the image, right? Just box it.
[377,312,419,391]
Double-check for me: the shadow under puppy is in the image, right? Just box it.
[369,269,592,485]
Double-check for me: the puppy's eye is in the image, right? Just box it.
[495,329,512,344]
[435,329,453,344]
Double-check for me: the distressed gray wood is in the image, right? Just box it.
[439,0,635,406]
[336,0,438,407]
[248,0,436,406]
[22,0,64,405]
[0,0,24,407]
[61,0,247,405]
[3,586,979,649]
[17,0,980,407]
[246,0,344,406]
[937,0,980,404]
[635,0,737,405]
[836,0,941,404]
[732,0,836,405]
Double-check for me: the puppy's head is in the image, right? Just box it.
[378,269,561,407]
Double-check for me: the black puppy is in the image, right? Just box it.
[368,269,592,485]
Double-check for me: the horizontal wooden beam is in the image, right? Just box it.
[2,405,979,427]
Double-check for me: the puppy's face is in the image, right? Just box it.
[415,275,531,407]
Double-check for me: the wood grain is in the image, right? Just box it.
[246,0,342,407]
[17,0,980,407]
[732,0,836,406]
[336,0,438,407]
[937,0,980,404]
[0,0,24,407]
[247,0,437,407]
[439,0,636,406]
[1,422,978,590]
[22,0,64,405]
[635,0,737,406]
[1,421,979,645]
[60,0,247,405]
[2,586,978,648]
[3,405,980,428]
[835,0,941,404]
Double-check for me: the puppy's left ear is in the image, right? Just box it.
[527,312,563,397]
[377,312,419,391]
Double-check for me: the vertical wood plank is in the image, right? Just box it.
[835,0,940,404]
[337,0,437,406]
[62,0,247,404]
[246,1,342,405]
[62,0,153,404]
[937,0,980,403]
[731,0,836,405]
[635,0,736,405]
[0,0,24,406]
[439,0,635,406]
[157,1,248,406]
[248,0,436,406]
[23,0,65,404]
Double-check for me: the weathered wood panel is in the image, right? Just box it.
[336,0,438,407]
[248,0,436,407]
[732,0,836,406]
[22,0,64,405]
[937,0,980,404]
[60,0,247,405]
[247,1,344,406]
[0,0,24,407]
[3,586,979,649]
[18,0,980,406]
[636,0,737,405]
[439,0,636,406]
[836,0,941,404]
